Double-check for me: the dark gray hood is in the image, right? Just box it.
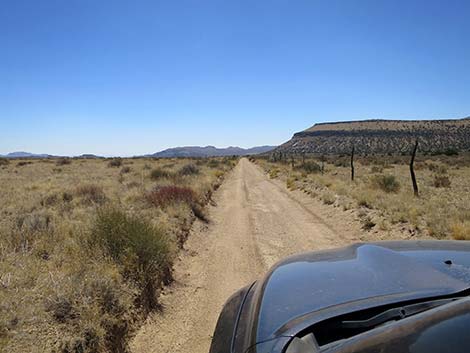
[251,241,470,343]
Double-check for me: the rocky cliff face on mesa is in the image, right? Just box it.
[276,118,470,155]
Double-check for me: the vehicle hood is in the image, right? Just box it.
[249,241,470,344]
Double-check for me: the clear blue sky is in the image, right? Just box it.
[1,0,469,156]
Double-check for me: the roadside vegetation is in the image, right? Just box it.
[254,152,470,241]
[0,157,236,352]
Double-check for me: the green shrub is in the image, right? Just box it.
[107,158,122,168]
[0,157,9,166]
[371,174,400,193]
[297,161,321,174]
[91,208,172,312]
[150,168,171,180]
[207,159,220,168]
[178,164,199,176]
[224,156,238,162]
[56,158,71,166]
[443,148,459,156]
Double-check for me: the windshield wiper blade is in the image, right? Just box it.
[340,297,461,329]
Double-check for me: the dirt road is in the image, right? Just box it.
[131,158,362,353]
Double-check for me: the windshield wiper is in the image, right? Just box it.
[340,297,461,329]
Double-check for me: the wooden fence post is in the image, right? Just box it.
[410,140,419,196]
[350,145,355,181]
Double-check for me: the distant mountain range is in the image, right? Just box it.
[0,151,56,158]
[275,117,470,155]
[0,152,105,159]
[1,146,276,159]
[148,145,276,158]
[77,154,104,159]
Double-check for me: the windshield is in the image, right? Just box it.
[286,295,470,353]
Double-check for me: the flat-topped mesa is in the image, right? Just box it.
[277,117,470,155]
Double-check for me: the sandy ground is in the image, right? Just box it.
[131,158,367,353]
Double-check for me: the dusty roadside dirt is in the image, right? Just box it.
[131,158,366,353]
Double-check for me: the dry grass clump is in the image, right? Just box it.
[62,191,74,202]
[371,165,383,173]
[451,222,470,240]
[286,177,297,190]
[361,216,376,231]
[126,181,140,189]
[8,210,54,251]
[213,170,225,178]
[427,162,447,174]
[45,268,133,353]
[433,174,451,188]
[120,166,131,174]
[45,297,77,323]
[269,168,279,179]
[75,184,107,205]
[356,191,374,209]
[40,193,59,207]
[426,212,450,239]
[321,190,336,205]
[333,157,349,167]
